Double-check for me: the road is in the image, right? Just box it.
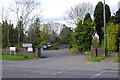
[2,49,119,79]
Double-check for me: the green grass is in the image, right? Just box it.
[87,56,105,62]
[0,53,40,61]
[113,54,120,63]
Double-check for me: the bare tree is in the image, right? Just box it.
[9,0,42,44]
[65,2,93,25]
[10,0,42,28]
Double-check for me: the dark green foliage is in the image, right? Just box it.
[47,45,58,50]
[92,39,100,48]
[2,20,8,48]
[84,13,92,21]
[111,9,120,24]
[27,18,41,48]
[1,20,18,48]
[107,23,120,52]
[68,44,73,50]
[94,1,111,46]
[24,55,28,58]
[17,20,24,45]
[59,25,72,44]
[72,14,95,52]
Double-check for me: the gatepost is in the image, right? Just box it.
[38,48,41,58]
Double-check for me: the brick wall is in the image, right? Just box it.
[2,48,39,57]
[91,48,105,57]
[97,48,105,56]
[91,48,97,57]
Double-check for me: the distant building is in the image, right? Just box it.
[118,1,120,9]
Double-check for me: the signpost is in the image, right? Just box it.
[10,47,16,55]
[28,47,33,56]
[23,43,32,47]
[23,43,32,55]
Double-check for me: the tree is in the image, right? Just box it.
[40,24,50,41]
[107,23,119,52]
[9,23,18,46]
[2,20,8,48]
[17,18,24,45]
[84,13,92,21]
[1,20,18,48]
[59,25,72,44]
[111,9,120,24]
[65,2,93,25]
[94,1,111,46]
[9,0,42,46]
[10,0,41,28]
[27,18,41,48]
[72,16,95,52]
[50,30,57,43]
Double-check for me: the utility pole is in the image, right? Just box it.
[7,21,10,46]
[103,0,107,56]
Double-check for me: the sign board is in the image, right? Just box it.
[48,45,51,47]
[23,43,32,47]
[28,47,33,52]
[10,47,16,51]
[10,47,16,55]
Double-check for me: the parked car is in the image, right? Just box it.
[43,45,47,50]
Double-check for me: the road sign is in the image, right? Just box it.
[28,47,33,52]
[23,43,32,47]
[10,47,16,55]
[10,47,16,51]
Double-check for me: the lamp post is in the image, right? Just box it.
[103,0,107,56]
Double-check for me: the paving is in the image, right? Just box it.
[1,49,120,78]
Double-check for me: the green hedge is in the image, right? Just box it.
[106,23,119,52]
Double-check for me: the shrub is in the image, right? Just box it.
[24,55,29,58]
[107,23,119,52]
[92,39,100,48]
[40,41,47,48]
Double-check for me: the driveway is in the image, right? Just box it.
[2,49,119,78]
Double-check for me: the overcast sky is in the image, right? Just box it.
[0,0,120,27]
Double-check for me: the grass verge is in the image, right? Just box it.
[0,53,39,61]
[113,54,120,63]
[87,56,105,62]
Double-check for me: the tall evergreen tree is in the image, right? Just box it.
[94,1,111,46]
[84,13,92,21]
[72,16,95,52]
[111,9,120,24]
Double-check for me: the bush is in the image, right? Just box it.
[92,39,100,48]
[107,23,119,52]
[68,44,73,50]
[47,45,58,50]
[24,55,29,58]
[40,41,47,48]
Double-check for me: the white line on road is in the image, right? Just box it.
[90,71,106,79]
[57,72,62,74]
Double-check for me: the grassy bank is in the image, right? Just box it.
[87,56,105,62]
[0,53,40,61]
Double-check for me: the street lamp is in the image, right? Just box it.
[103,0,107,56]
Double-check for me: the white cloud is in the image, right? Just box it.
[0,0,120,24]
